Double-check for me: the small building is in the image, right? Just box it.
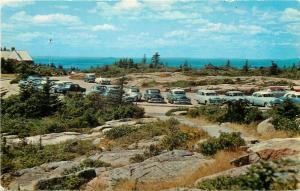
[1,49,33,63]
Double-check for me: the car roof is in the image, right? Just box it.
[253,91,274,94]
[226,91,243,93]
[171,89,185,92]
[198,89,216,93]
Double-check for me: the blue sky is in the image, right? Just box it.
[1,0,300,59]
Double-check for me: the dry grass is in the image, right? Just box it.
[226,123,293,140]
[0,73,16,78]
[158,73,172,78]
[190,117,214,126]
[113,150,245,191]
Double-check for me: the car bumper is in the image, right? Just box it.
[173,100,191,104]
[148,98,164,103]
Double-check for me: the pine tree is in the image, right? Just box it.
[242,59,249,73]
[141,54,147,64]
[151,52,160,68]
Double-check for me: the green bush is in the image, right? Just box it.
[161,131,189,150]
[130,144,163,163]
[187,105,227,122]
[165,107,189,116]
[105,125,136,139]
[63,159,110,175]
[197,160,298,190]
[1,140,98,174]
[199,132,245,155]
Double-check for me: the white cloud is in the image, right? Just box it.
[114,0,141,11]
[92,24,118,31]
[11,11,81,25]
[165,30,188,38]
[1,0,33,8]
[198,23,267,35]
[281,8,300,22]
[16,32,43,42]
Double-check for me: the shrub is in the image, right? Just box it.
[187,105,227,122]
[105,126,136,139]
[63,159,110,175]
[197,160,298,190]
[130,144,163,163]
[272,115,299,132]
[1,140,98,174]
[244,107,264,124]
[161,131,189,150]
[199,132,245,155]
[165,107,188,116]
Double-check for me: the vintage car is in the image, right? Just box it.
[84,73,96,83]
[223,91,247,102]
[95,77,111,85]
[280,91,300,104]
[195,90,223,105]
[85,84,107,95]
[144,89,164,103]
[248,91,282,107]
[267,86,287,98]
[102,88,134,103]
[166,89,191,104]
[61,83,86,94]
[51,81,73,93]
[125,87,142,101]
[19,75,44,86]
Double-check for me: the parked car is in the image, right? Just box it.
[280,91,300,104]
[248,91,282,107]
[166,89,191,104]
[125,87,142,101]
[19,75,43,86]
[51,81,73,93]
[195,90,223,105]
[62,83,86,94]
[85,85,107,95]
[223,91,247,102]
[95,77,111,85]
[84,73,96,83]
[267,86,287,98]
[144,89,164,103]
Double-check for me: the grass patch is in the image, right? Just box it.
[1,140,99,174]
[165,107,189,116]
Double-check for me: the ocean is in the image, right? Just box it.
[33,57,300,70]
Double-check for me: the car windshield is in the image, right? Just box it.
[233,93,243,96]
[130,88,139,92]
[206,93,217,96]
[108,89,121,94]
[174,91,185,95]
[263,94,273,97]
[149,89,160,93]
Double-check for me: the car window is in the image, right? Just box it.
[263,94,273,97]
[174,91,185,94]
[233,93,243,96]
[206,93,217,96]
[297,95,300,98]
[290,94,296,98]
[149,89,160,93]
[257,94,262,97]
[130,88,139,92]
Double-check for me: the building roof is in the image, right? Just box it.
[1,50,33,61]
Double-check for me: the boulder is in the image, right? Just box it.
[194,165,251,186]
[86,150,214,189]
[231,138,300,167]
[8,161,80,191]
[88,149,144,167]
[257,117,275,134]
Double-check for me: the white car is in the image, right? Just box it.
[248,91,282,107]
[95,77,111,85]
[125,87,142,101]
[223,91,247,102]
[195,90,223,105]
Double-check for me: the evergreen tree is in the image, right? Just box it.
[242,59,249,73]
[151,52,160,68]
[141,54,147,64]
[270,61,279,75]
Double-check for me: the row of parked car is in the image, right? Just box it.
[19,76,299,106]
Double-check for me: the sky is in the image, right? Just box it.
[1,0,300,59]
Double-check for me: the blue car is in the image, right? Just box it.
[280,92,300,104]
[248,91,282,107]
